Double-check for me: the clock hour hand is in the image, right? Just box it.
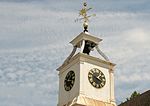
[93,75,101,82]
[96,73,102,81]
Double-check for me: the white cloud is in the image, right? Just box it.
[123,28,150,43]
[119,73,150,83]
[0,48,60,106]
[0,0,150,106]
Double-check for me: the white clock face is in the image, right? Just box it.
[88,68,106,88]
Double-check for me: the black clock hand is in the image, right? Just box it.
[93,75,101,83]
[96,73,102,80]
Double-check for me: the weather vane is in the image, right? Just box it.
[75,1,96,32]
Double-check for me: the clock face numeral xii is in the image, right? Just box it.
[64,71,75,91]
[88,68,106,88]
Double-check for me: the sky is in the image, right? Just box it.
[0,0,150,106]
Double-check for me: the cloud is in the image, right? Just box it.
[118,73,150,83]
[0,47,61,106]
[0,0,150,106]
[123,28,150,43]
[0,0,46,3]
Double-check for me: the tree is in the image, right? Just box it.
[130,91,140,100]
[119,91,141,105]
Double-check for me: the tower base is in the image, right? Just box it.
[59,95,116,106]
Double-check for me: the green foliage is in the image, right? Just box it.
[130,91,140,100]
[124,91,140,102]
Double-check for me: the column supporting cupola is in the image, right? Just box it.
[62,32,109,66]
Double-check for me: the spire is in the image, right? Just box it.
[75,1,96,32]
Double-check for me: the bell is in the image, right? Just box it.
[83,41,96,55]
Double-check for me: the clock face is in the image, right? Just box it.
[88,68,106,88]
[64,71,75,91]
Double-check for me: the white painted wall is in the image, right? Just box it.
[58,62,80,106]
[58,53,115,106]
[80,61,111,103]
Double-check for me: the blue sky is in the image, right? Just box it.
[0,0,150,106]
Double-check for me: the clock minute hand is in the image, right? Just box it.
[93,75,100,82]
[96,74,101,81]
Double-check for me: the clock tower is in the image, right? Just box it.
[57,2,116,106]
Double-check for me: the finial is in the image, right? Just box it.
[75,1,96,32]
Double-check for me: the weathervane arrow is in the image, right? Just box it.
[75,2,96,32]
